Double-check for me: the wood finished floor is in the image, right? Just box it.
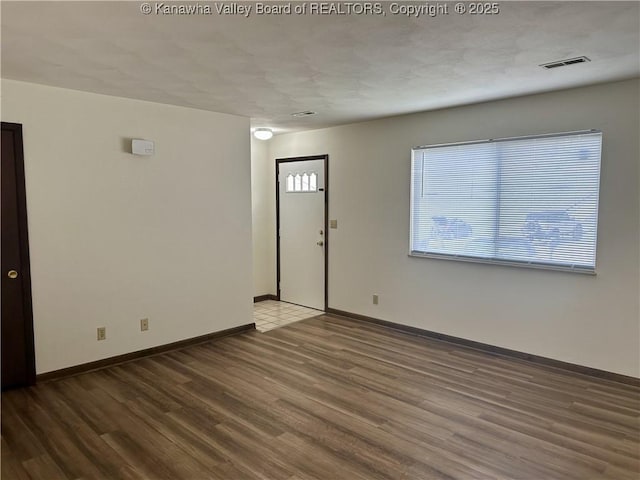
[2,314,639,480]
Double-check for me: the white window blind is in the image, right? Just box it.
[410,130,602,272]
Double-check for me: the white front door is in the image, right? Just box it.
[278,158,326,310]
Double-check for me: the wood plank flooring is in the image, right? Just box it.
[2,314,639,480]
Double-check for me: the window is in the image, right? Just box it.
[286,172,318,193]
[410,130,602,272]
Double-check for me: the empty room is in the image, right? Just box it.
[1,1,639,479]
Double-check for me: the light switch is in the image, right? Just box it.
[330,219,338,229]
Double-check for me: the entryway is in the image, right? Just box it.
[276,155,328,311]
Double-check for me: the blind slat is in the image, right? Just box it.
[410,131,602,271]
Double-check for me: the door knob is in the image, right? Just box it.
[7,270,18,279]
[317,241,324,246]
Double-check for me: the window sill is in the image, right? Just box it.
[409,251,597,275]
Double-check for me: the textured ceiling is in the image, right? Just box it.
[1,1,639,133]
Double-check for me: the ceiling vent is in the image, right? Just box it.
[540,56,591,70]
[291,111,317,117]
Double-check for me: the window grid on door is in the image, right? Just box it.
[286,172,318,193]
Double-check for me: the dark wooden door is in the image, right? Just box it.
[1,122,35,389]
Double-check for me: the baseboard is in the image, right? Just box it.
[254,294,278,303]
[36,323,255,383]
[326,308,639,387]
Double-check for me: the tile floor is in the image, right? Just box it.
[253,300,324,332]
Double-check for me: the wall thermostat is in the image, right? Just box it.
[132,139,154,156]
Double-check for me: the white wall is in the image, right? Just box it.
[255,79,640,377]
[251,137,276,297]
[2,80,253,374]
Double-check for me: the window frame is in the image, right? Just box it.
[285,171,319,194]
[409,129,602,275]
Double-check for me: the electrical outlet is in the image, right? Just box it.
[97,327,106,341]
[140,318,149,331]
[373,294,379,305]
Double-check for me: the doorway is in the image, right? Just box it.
[276,155,328,311]
[1,122,36,389]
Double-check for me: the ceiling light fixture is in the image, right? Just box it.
[253,128,273,140]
